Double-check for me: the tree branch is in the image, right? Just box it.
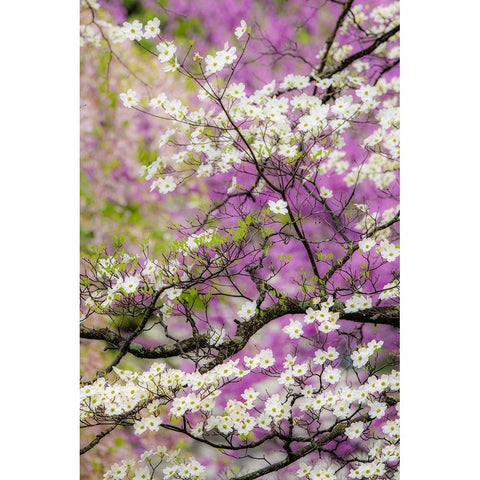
[80,423,118,455]
[81,301,399,366]
[80,326,210,359]
[232,413,373,480]
[323,25,400,79]
[316,0,355,77]
[200,302,398,372]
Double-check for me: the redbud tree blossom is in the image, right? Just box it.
[80,0,400,479]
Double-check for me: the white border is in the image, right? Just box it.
[0,1,79,476]
[402,0,480,477]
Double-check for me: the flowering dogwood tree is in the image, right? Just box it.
[80,0,400,478]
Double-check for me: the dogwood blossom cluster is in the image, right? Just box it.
[237,300,257,320]
[121,76,400,230]
[354,205,400,244]
[82,226,249,317]
[204,42,238,75]
[84,338,398,477]
[297,460,338,479]
[343,294,373,314]
[377,239,400,262]
[268,199,289,215]
[102,445,206,480]
[88,331,399,479]
[281,298,342,338]
[80,19,127,46]
[113,13,399,223]
[379,279,400,300]
[81,249,182,316]
[351,340,384,368]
